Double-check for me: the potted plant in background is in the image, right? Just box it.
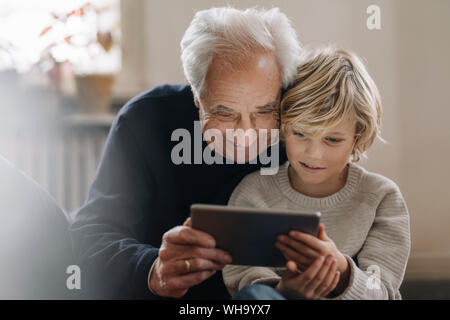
[38,1,121,114]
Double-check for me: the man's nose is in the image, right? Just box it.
[237,114,255,131]
[234,115,257,147]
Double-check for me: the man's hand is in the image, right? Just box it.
[275,256,340,299]
[275,223,350,296]
[149,217,233,298]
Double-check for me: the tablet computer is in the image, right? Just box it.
[190,204,321,267]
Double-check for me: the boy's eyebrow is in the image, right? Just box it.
[326,131,346,136]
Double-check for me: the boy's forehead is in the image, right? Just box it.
[293,118,355,136]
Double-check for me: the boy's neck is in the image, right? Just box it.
[288,164,350,198]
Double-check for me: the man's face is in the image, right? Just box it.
[195,52,281,163]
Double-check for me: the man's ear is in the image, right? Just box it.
[194,98,200,109]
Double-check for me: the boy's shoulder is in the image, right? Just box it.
[353,163,401,196]
[229,162,286,206]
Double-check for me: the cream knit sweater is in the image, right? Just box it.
[222,161,411,300]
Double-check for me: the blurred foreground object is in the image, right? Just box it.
[0,154,78,299]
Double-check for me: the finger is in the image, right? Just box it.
[183,217,192,227]
[315,257,338,297]
[282,261,299,280]
[278,247,309,271]
[163,225,216,248]
[299,255,325,287]
[276,241,311,266]
[283,253,308,271]
[286,260,298,274]
[322,271,340,298]
[181,245,232,265]
[289,230,323,252]
[277,235,320,259]
[305,255,335,293]
[167,270,217,291]
[159,243,232,265]
[174,258,224,275]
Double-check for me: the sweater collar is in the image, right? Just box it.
[275,161,363,209]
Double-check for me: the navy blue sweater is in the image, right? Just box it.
[69,84,287,299]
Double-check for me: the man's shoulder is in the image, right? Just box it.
[118,83,193,118]
[113,83,195,132]
[131,83,192,101]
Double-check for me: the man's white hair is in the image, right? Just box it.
[180,7,302,100]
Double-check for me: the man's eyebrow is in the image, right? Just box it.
[209,105,235,112]
[256,101,278,110]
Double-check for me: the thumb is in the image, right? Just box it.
[318,223,329,241]
[183,217,192,227]
[285,260,298,277]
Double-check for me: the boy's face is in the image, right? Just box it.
[284,118,356,187]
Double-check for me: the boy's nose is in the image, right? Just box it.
[304,140,325,160]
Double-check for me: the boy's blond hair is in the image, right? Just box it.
[280,47,384,162]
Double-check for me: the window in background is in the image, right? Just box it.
[0,0,121,75]
[0,1,122,213]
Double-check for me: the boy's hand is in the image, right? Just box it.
[275,223,348,274]
[275,255,340,299]
[275,223,350,295]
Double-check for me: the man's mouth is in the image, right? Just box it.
[300,162,326,170]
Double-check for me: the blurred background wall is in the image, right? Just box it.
[1,0,449,285]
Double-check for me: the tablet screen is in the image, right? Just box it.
[191,204,321,267]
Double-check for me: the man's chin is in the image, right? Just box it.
[217,145,263,164]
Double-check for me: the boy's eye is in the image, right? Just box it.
[326,137,340,143]
[294,131,305,138]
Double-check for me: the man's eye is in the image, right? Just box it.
[257,110,272,115]
[214,112,233,118]
[294,131,305,138]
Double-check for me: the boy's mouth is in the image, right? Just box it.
[300,162,326,170]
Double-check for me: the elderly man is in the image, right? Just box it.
[70,7,301,299]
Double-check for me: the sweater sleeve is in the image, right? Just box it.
[324,186,411,300]
[222,175,282,297]
[69,113,160,299]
